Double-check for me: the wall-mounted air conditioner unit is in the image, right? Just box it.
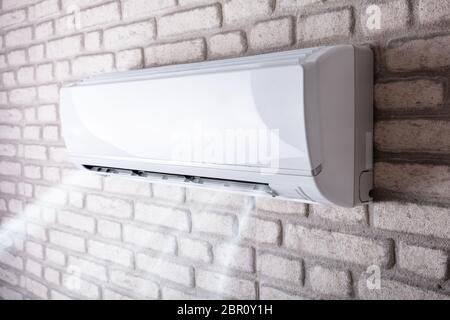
[60,45,373,207]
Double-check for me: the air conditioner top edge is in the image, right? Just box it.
[72,45,330,87]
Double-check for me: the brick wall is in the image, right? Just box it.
[0,0,449,300]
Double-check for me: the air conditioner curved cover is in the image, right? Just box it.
[60,45,373,207]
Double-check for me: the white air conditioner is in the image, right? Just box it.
[60,45,373,207]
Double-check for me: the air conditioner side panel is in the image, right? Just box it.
[303,45,357,207]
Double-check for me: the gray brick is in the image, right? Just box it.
[285,224,392,266]
[373,201,450,239]
[215,243,254,273]
[122,0,176,20]
[103,176,151,196]
[256,197,307,215]
[259,285,308,300]
[136,253,193,287]
[375,120,450,153]
[418,0,450,25]
[116,49,143,71]
[309,205,367,225]
[309,266,352,297]
[375,163,450,203]
[375,79,446,111]
[196,269,256,299]
[0,10,26,28]
[224,0,274,24]
[110,270,159,298]
[192,210,236,237]
[62,275,100,299]
[123,224,177,254]
[47,36,82,59]
[298,9,352,42]
[145,39,206,66]
[86,195,132,219]
[104,21,155,50]
[0,265,19,285]
[5,27,32,47]
[386,35,450,71]
[88,240,133,267]
[240,216,281,245]
[72,54,114,77]
[49,230,85,252]
[187,188,251,209]
[249,17,294,51]
[23,277,48,299]
[358,274,449,300]
[134,202,190,232]
[57,210,95,233]
[152,184,185,202]
[68,256,107,281]
[209,31,247,58]
[398,241,448,280]
[158,5,221,37]
[0,287,23,300]
[258,253,302,283]
[80,2,120,28]
[179,237,212,263]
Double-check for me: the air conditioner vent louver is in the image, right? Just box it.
[83,165,277,197]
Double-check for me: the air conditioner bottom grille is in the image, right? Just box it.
[83,165,277,197]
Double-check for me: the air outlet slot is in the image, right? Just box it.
[82,165,276,196]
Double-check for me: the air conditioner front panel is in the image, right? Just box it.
[60,45,374,207]
[61,59,319,175]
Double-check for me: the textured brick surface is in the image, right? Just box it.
[223,0,274,24]
[122,0,177,20]
[373,201,450,239]
[418,0,450,25]
[240,216,281,245]
[385,35,450,71]
[249,17,293,51]
[88,240,133,267]
[375,120,450,153]
[0,0,449,301]
[136,253,193,287]
[144,39,206,66]
[123,224,176,253]
[309,205,367,225]
[285,224,392,266]
[110,270,159,298]
[159,5,221,37]
[134,202,190,232]
[209,31,247,58]
[375,163,450,202]
[215,243,254,273]
[72,54,114,77]
[375,79,446,111]
[398,241,448,280]
[179,237,212,263]
[358,274,449,300]
[192,210,236,237]
[196,269,256,299]
[298,9,352,42]
[104,21,155,50]
[309,266,352,298]
[258,253,302,283]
